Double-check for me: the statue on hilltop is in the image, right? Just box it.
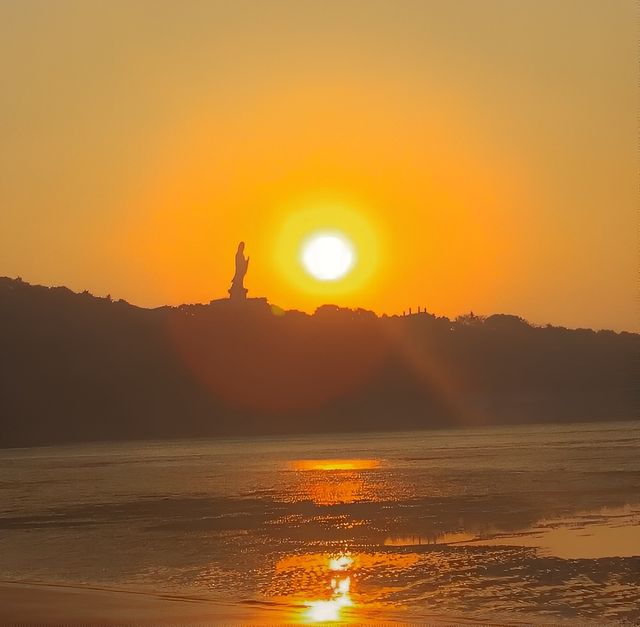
[228,241,249,300]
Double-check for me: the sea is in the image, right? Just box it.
[0,420,638,624]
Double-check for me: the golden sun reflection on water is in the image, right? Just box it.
[302,553,354,624]
[301,476,366,506]
[273,552,355,623]
[305,572,353,622]
[275,458,416,621]
[289,458,389,506]
[292,459,381,472]
[273,551,422,624]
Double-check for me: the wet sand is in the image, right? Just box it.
[0,580,512,626]
[0,580,294,625]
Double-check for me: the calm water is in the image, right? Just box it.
[1,421,639,623]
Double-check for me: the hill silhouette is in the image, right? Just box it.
[0,276,637,448]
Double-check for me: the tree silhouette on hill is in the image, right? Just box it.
[0,276,637,447]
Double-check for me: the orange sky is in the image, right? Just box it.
[0,0,636,331]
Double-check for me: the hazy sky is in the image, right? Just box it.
[0,0,636,331]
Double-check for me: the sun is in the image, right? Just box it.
[301,232,355,281]
[271,197,382,301]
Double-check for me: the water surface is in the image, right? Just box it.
[0,421,638,623]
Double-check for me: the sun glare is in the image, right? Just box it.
[304,554,354,623]
[329,554,354,571]
[301,233,354,281]
[272,199,382,300]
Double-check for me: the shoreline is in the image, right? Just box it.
[0,580,538,626]
[0,580,294,625]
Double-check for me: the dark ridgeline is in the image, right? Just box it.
[0,275,637,448]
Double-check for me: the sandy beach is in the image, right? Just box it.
[0,580,296,625]
[2,579,608,626]
[0,580,508,626]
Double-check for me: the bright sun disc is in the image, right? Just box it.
[301,233,355,281]
[272,199,381,299]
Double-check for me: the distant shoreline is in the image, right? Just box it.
[1,416,638,452]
